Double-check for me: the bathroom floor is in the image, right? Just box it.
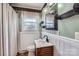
[16,50,28,56]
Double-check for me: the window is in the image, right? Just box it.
[46,20,54,28]
[23,18,37,31]
[21,11,39,31]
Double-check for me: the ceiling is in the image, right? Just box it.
[11,3,45,10]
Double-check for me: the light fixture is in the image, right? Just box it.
[58,3,63,8]
[43,8,47,13]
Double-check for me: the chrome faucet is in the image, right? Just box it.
[43,35,49,42]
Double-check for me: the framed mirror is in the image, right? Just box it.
[45,3,58,30]
[45,14,55,30]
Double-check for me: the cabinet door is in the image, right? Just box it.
[36,46,53,56]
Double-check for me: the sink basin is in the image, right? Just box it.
[35,39,53,48]
[36,39,46,43]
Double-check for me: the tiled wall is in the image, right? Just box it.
[42,32,79,56]
[19,31,40,50]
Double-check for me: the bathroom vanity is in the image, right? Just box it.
[35,40,54,56]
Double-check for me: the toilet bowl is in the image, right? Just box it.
[27,45,35,56]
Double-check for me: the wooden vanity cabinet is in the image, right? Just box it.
[35,46,54,56]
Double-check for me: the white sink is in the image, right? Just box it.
[35,39,54,48]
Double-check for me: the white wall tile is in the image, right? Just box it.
[42,32,79,56]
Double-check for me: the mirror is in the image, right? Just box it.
[45,14,55,30]
[44,3,58,30]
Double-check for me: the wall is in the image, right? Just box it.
[8,5,18,56]
[58,3,73,15]
[42,32,79,56]
[19,31,40,50]
[58,3,79,39]
[19,11,40,50]
[42,30,59,35]
[75,32,79,40]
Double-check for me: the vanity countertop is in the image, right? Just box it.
[35,39,54,48]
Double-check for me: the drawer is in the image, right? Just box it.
[36,46,54,56]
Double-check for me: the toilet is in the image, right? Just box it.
[26,45,35,56]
